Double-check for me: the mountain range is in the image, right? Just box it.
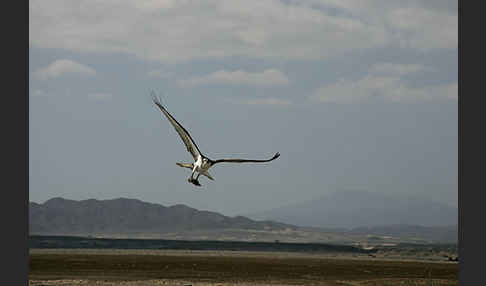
[29,194,457,243]
[29,197,294,237]
[245,190,457,229]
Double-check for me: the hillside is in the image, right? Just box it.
[29,196,457,243]
[29,197,295,237]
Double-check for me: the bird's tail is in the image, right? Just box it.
[176,162,194,169]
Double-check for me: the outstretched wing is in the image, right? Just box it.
[212,152,280,165]
[152,93,202,161]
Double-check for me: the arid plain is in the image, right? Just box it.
[29,249,458,286]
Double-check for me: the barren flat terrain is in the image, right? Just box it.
[29,249,458,286]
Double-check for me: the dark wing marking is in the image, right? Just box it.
[152,94,202,160]
[212,152,280,165]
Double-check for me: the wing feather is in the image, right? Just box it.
[152,94,202,160]
[212,152,280,165]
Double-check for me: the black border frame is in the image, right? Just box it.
[5,0,28,284]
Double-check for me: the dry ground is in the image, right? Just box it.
[29,249,458,286]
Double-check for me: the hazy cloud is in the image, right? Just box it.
[34,59,96,80]
[385,7,457,51]
[147,70,174,79]
[306,0,457,50]
[244,98,292,106]
[369,63,432,75]
[310,59,455,104]
[311,75,457,103]
[178,69,289,87]
[29,0,456,63]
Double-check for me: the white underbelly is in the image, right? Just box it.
[196,162,211,172]
[199,163,211,172]
[194,156,211,172]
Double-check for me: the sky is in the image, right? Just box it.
[29,0,458,217]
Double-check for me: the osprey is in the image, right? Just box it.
[152,95,280,186]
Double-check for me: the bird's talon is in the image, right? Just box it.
[188,178,202,186]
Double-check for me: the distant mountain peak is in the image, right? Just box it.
[44,197,70,203]
[170,204,193,209]
[246,189,457,229]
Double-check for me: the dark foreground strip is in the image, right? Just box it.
[30,252,458,284]
[29,235,372,253]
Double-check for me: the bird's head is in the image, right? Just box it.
[204,158,215,166]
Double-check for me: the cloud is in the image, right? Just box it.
[244,98,292,106]
[178,69,289,87]
[308,0,457,50]
[310,60,456,104]
[311,75,457,103]
[369,63,432,75]
[147,70,174,79]
[385,7,457,51]
[29,0,456,63]
[34,59,96,80]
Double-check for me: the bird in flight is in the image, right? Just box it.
[151,93,280,187]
